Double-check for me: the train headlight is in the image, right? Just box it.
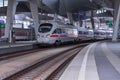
[46,34,50,37]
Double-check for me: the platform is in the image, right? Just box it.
[0,41,37,55]
[59,42,120,80]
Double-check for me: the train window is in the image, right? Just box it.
[94,32,99,35]
[53,28,61,34]
[53,29,57,34]
[39,23,52,33]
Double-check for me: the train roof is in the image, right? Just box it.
[40,20,64,24]
[94,29,113,33]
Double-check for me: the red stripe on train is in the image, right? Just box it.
[50,34,59,37]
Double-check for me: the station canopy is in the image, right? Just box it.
[0,0,118,21]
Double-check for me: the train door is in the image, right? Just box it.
[52,28,62,43]
[87,30,94,40]
[63,28,72,42]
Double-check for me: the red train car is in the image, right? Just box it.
[0,27,32,41]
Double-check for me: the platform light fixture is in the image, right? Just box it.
[96,9,107,14]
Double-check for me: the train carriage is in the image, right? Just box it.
[0,27,33,41]
[37,21,113,45]
[37,21,78,45]
[94,30,107,39]
[106,31,113,39]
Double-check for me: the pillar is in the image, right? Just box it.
[112,0,120,41]
[29,0,39,39]
[90,10,95,30]
[54,13,58,21]
[0,27,1,38]
[90,10,95,39]
[67,12,74,25]
[78,13,83,27]
[79,20,83,27]
[4,0,17,42]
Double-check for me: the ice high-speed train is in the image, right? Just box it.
[37,21,113,45]
[37,21,79,45]
[94,30,113,39]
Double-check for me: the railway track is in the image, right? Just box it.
[0,43,89,80]
[0,40,96,80]
[0,48,49,61]
[3,44,87,80]
[0,41,91,61]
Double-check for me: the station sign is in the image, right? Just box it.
[105,21,113,27]
[0,20,5,28]
[0,24,5,28]
[106,21,112,25]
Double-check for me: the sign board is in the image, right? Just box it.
[105,21,113,27]
[0,24,5,28]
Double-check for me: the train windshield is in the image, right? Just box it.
[39,23,52,33]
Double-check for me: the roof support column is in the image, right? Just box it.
[54,13,58,21]
[4,0,17,41]
[67,12,74,25]
[78,13,83,27]
[79,19,83,27]
[90,10,95,39]
[112,0,120,41]
[29,0,39,39]
[90,11,95,30]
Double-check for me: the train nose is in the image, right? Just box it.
[37,36,50,43]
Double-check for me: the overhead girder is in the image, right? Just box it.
[42,0,59,12]
[17,0,114,13]
[0,0,116,17]
[42,0,102,14]
[41,0,116,19]
[109,0,117,8]
[0,0,117,23]
[16,0,28,1]
[0,2,30,16]
[60,0,101,12]
[0,1,53,16]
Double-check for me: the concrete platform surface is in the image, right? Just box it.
[59,42,120,80]
[0,41,37,54]
[0,40,37,49]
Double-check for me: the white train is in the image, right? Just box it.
[37,21,79,45]
[78,28,94,41]
[94,30,106,39]
[94,30,113,39]
[37,21,113,45]
[106,31,113,39]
